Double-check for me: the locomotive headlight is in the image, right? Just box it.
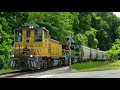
[29,26,34,28]
[30,55,33,57]
[12,55,14,57]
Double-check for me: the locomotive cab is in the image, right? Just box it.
[12,24,49,56]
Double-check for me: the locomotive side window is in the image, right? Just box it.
[15,30,22,42]
[44,30,48,38]
[34,29,42,42]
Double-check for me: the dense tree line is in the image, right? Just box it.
[0,12,120,69]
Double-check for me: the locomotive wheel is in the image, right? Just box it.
[58,59,63,67]
[62,58,65,66]
[47,59,53,68]
[43,60,47,69]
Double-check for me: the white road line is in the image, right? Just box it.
[39,75,53,78]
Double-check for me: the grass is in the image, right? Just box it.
[1,60,120,73]
[72,60,120,72]
[0,69,16,74]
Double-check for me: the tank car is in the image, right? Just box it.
[79,45,107,61]
[102,51,107,60]
[97,50,103,60]
[80,45,91,61]
[90,48,98,60]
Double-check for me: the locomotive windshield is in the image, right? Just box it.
[34,28,42,42]
[26,30,30,37]
[15,29,22,42]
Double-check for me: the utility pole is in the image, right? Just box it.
[66,34,74,69]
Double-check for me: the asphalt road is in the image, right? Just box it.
[13,67,120,78]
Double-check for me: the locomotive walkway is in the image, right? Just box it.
[13,66,120,78]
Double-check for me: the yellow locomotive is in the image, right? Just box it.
[10,24,65,70]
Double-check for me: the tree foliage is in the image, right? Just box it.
[107,39,120,60]
[27,12,74,43]
[1,12,120,69]
[0,24,12,69]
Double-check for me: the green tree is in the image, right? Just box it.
[85,27,98,49]
[107,39,120,60]
[0,24,12,69]
[74,33,88,46]
[27,12,74,43]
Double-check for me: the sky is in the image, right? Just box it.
[113,12,120,18]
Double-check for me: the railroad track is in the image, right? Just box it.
[0,66,67,78]
[0,61,107,78]
[0,71,28,78]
